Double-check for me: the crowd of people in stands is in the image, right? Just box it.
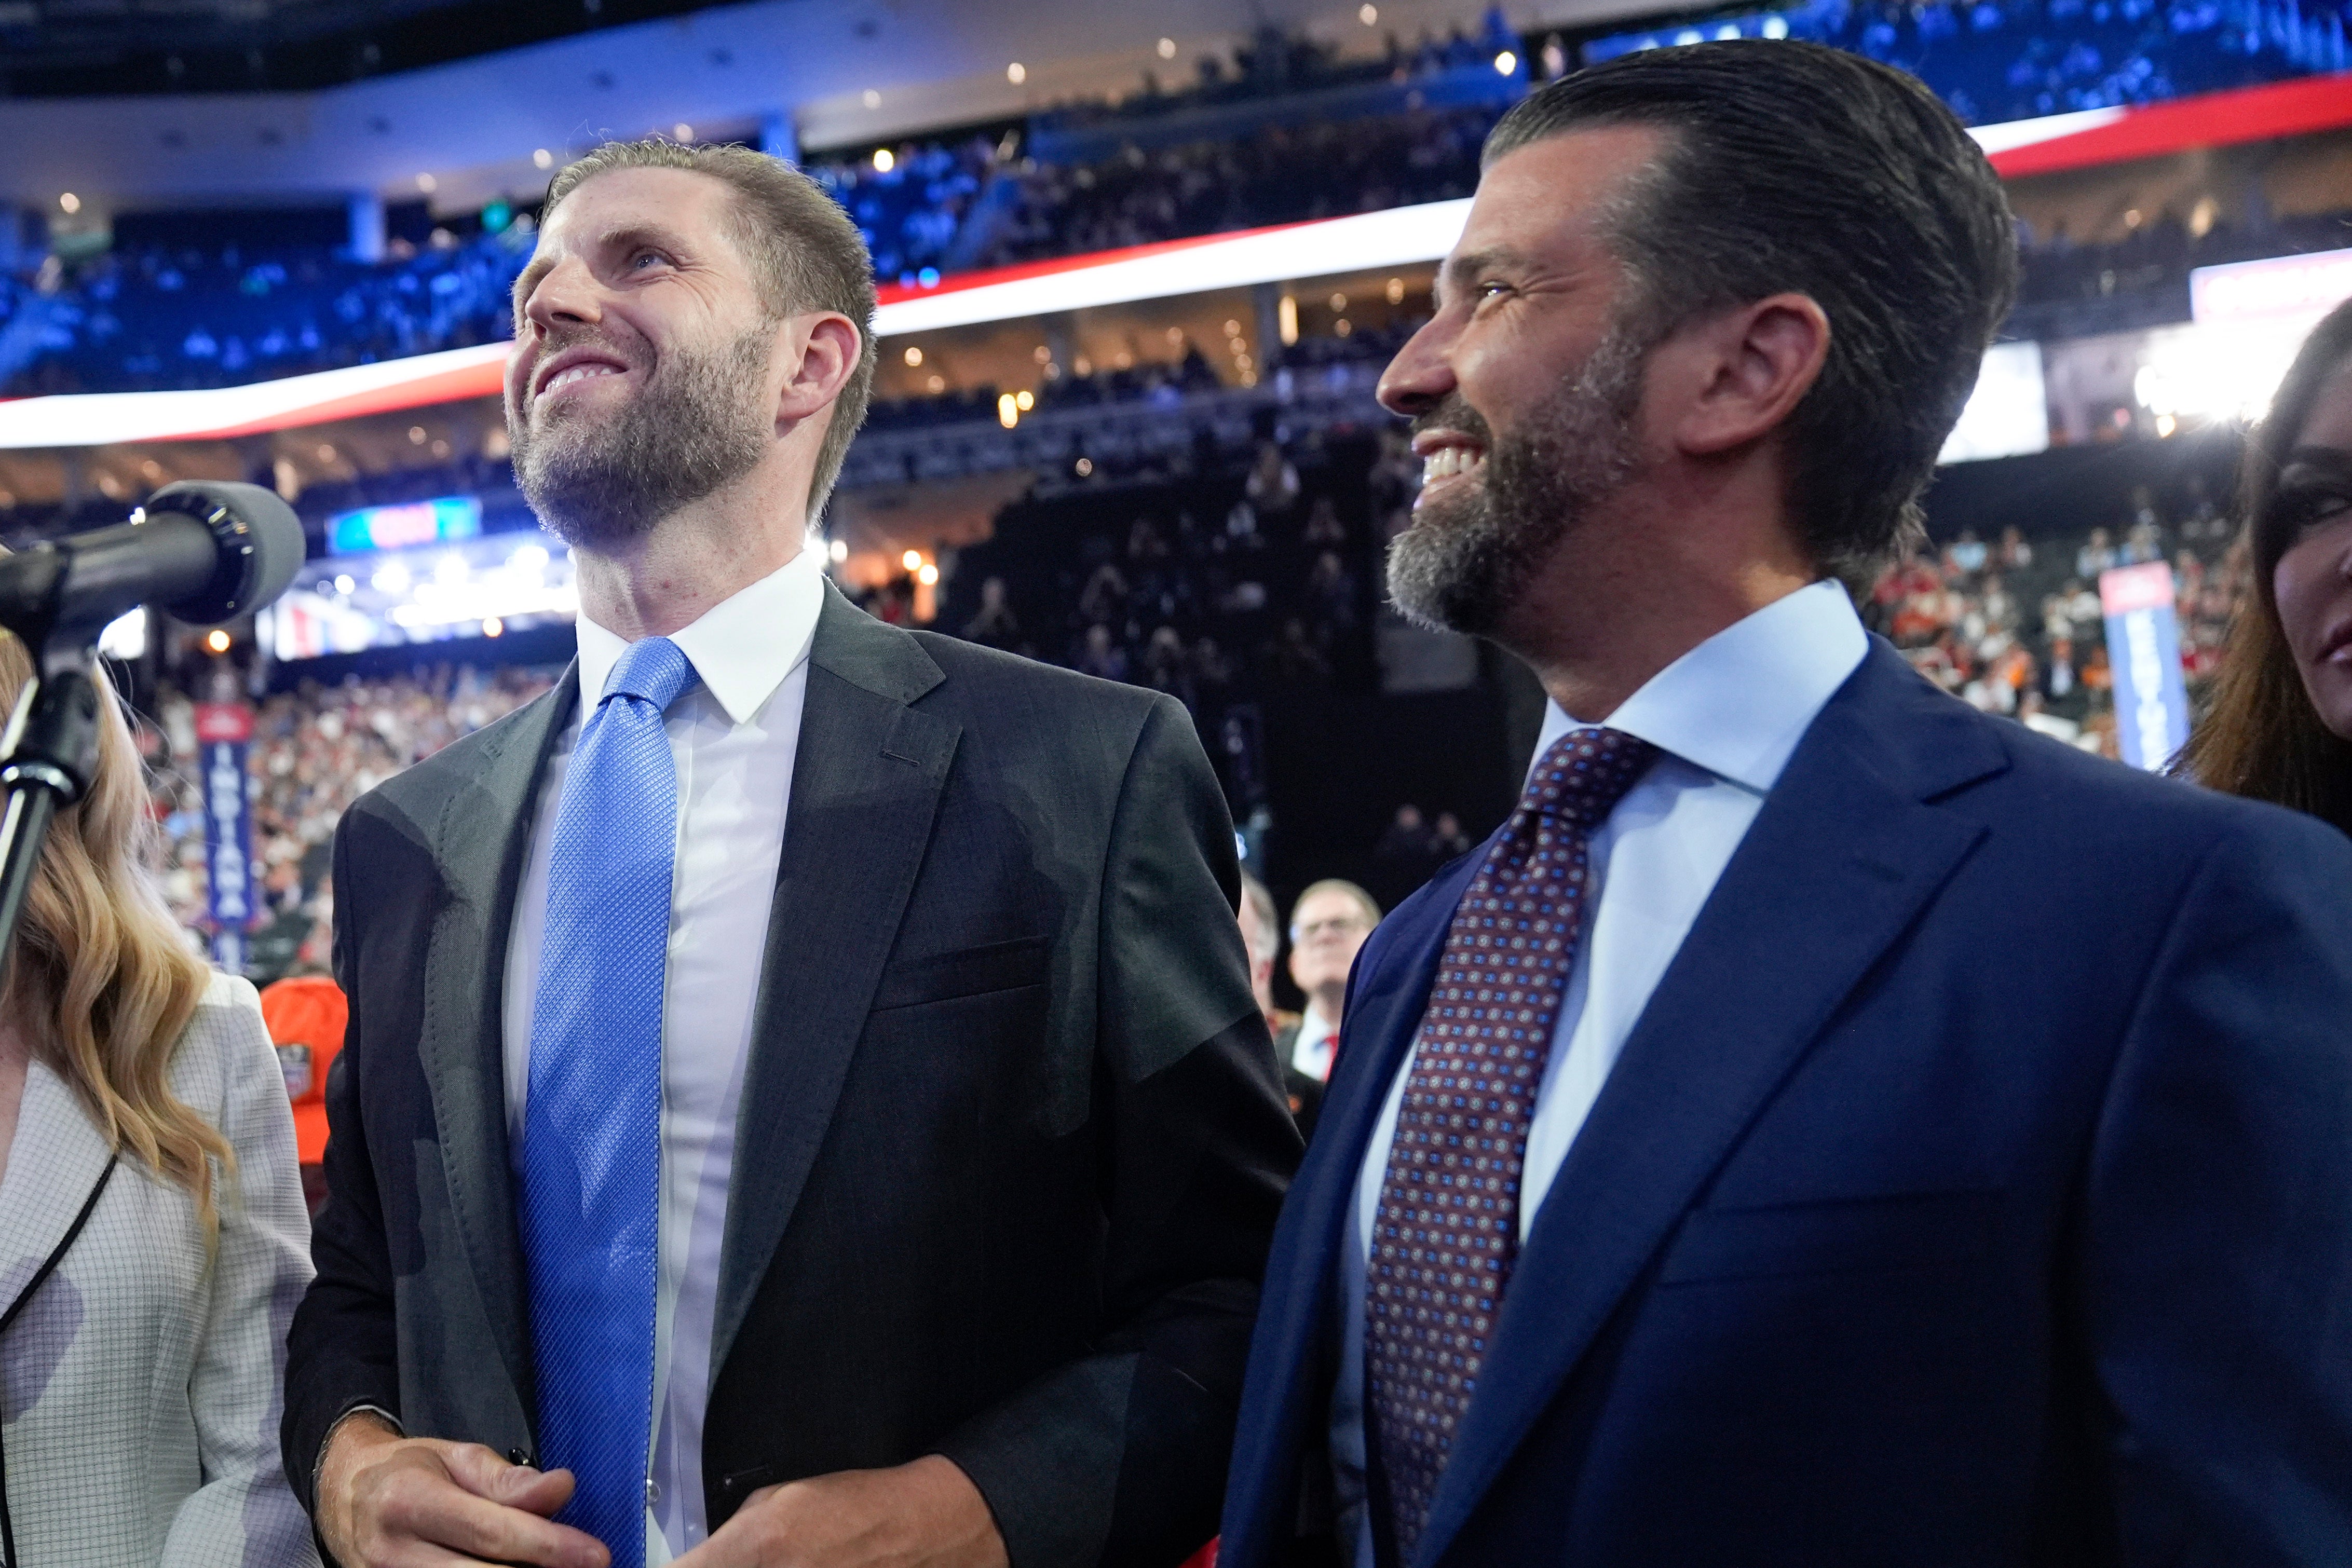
[128,486,2252,988]
[2008,201,2352,338]
[141,664,556,984]
[1049,9,1527,133]
[909,429,1412,703]
[1862,482,2245,757]
[1589,0,2348,125]
[7,0,2346,398]
[804,6,1526,284]
[967,102,1504,270]
[2,221,533,396]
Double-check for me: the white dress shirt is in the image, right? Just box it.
[503,544,825,1563]
[1327,580,1868,1562]
[1290,1000,1341,1082]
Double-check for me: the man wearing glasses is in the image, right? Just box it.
[1279,881,1382,1138]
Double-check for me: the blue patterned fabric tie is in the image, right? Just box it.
[1365,727,1658,1562]
[519,636,698,1568]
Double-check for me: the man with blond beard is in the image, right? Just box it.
[287,140,1297,1568]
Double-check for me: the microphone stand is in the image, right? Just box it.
[0,627,105,989]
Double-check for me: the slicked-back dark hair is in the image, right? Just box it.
[1485,40,2019,580]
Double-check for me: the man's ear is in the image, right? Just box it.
[776,312,862,427]
[1670,292,1830,457]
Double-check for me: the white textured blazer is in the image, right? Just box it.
[0,972,319,1568]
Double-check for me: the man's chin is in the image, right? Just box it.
[1385,493,1517,637]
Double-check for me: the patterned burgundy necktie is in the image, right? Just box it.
[1365,726,1659,1560]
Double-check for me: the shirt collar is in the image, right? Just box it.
[574,543,826,727]
[1529,579,1868,796]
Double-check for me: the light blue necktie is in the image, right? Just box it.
[519,635,697,1568]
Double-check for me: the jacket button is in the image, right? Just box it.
[508,1448,531,1466]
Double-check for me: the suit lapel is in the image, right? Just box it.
[710,587,957,1383]
[1221,841,1494,1563]
[1294,847,1490,1320]
[1415,647,2007,1567]
[416,664,578,1414]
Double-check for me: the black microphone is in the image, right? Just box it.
[0,480,307,648]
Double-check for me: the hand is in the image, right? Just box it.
[670,1455,1008,1568]
[317,1411,611,1568]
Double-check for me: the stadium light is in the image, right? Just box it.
[1157,37,1177,59]
[1007,62,1027,84]
[58,193,80,214]
[416,172,437,193]
[997,393,1019,428]
[862,89,881,108]
[901,549,923,571]
[873,147,895,173]
[1494,50,1518,74]
[534,148,554,169]
[1359,4,1378,23]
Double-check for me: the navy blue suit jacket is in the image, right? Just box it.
[1220,641,2352,1567]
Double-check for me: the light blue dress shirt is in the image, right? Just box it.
[1327,580,1870,1562]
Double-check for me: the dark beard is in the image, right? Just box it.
[1384,325,1648,637]
[510,324,776,549]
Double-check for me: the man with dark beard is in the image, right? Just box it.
[284,140,1299,1568]
[1219,41,2352,1568]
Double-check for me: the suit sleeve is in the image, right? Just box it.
[934,694,1304,1568]
[281,814,405,1520]
[2086,810,2352,1562]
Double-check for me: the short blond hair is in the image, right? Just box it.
[543,139,880,524]
[1289,879,1382,940]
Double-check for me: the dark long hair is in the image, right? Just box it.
[2173,297,2352,835]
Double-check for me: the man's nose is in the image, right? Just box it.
[523,256,601,333]
[1377,318,1457,419]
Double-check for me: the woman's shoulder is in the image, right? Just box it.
[168,971,274,1100]
[198,968,264,1015]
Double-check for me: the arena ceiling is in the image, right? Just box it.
[3,0,760,96]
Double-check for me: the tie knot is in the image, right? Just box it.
[602,636,698,715]
[1519,727,1658,830]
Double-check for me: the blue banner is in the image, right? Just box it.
[197,702,255,972]
[2099,563,2191,773]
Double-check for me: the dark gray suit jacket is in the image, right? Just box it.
[283,583,1302,1567]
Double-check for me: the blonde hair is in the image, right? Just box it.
[0,629,228,1235]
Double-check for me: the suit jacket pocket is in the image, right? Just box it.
[1658,1188,2001,1286]
[870,935,1050,1012]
